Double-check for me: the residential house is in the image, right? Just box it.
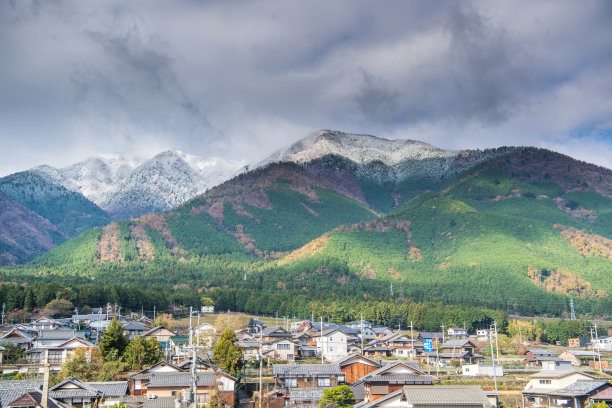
[49,377,103,408]
[129,361,185,395]
[347,321,373,330]
[5,390,66,408]
[273,364,344,390]
[168,336,190,362]
[26,337,96,370]
[144,371,236,406]
[353,361,438,403]
[590,387,612,406]
[31,318,67,331]
[369,333,422,358]
[476,329,491,342]
[262,338,296,361]
[142,326,177,349]
[447,327,468,340]
[194,323,217,347]
[523,378,610,408]
[522,370,599,407]
[248,318,266,334]
[0,380,45,408]
[336,354,381,385]
[525,349,558,366]
[86,382,128,407]
[0,328,37,349]
[362,346,393,358]
[462,364,504,377]
[260,327,293,342]
[567,338,588,348]
[122,322,149,340]
[541,359,573,371]
[559,350,599,366]
[312,329,348,361]
[357,385,494,408]
[593,336,612,352]
[371,327,393,340]
[200,306,214,314]
[424,339,483,364]
[237,340,260,361]
[290,320,310,332]
[32,330,85,348]
[417,332,443,348]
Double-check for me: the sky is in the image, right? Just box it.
[1,0,612,176]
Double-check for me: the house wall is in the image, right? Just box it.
[525,373,593,390]
[341,361,379,384]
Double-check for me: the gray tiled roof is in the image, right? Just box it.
[87,382,128,397]
[529,370,594,379]
[441,339,472,348]
[288,388,325,402]
[123,322,149,331]
[142,396,177,408]
[364,374,438,384]
[36,330,79,340]
[401,385,491,406]
[273,364,341,376]
[350,384,365,401]
[335,353,380,367]
[147,372,215,388]
[566,350,598,357]
[5,391,66,408]
[261,327,291,337]
[0,381,43,408]
[554,380,609,396]
[527,348,557,356]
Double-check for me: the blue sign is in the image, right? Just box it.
[424,339,433,352]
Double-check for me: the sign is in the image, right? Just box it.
[424,338,433,352]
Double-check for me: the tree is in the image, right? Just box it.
[44,299,74,317]
[59,348,103,381]
[200,297,215,307]
[213,328,243,375]
[319,385,355,408]
[99,319,128,361]
[123,337,164,370]
[151,313,174,329]
[1,343,25,364]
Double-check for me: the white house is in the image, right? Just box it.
[200,306,214,314]
[593,336,612,352]
[523,370,596,392]
[462,364,504,377]
[447,327,468,339]
[476,329,491,341]
[313,329,348,361]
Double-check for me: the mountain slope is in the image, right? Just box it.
[35,150,246,220]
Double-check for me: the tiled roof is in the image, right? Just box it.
[288,388,325,402]
[86,381,129,397]
[536,356,563,361]
[527,348,557,356]
[261,327,290,337]
[350,384,365,401]
[529,370,594,379]
[364,374,438,384]
[418,332,443,339]
[401,385,491,406]
[50,378,102,399]
[566,350,598,357]
[123,322,149,331]
[6,391,65,408]
[36,330,77,340]
[273,364,341,376]
[147,372,215,388]
[554,380,609,396]
[335,353,380,367]
[142,396,177,408]
[441,339,471,348]
[0,381,43,408]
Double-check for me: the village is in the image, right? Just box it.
[0,306,609,408]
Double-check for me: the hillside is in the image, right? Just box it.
[2,135,611,318]
[0,171,110,265]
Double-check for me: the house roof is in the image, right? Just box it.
[6,391,65,408]
[564,350,598,357]
[35,330,78,340]
[536,356,564,362]
[359,389,403,408]
[288,388,325,402]
[0,380,43,408]
[401,385,491,406]
[529,370,595,379]
[261,327,291,337]
[50,378,102,399]
[364,374,438,384]
[553,380,609,397]
[527,348,557,356]
[142,326,177,337]
[418,332,443,339]
[169,336,189,346]
[129,361,184,379]
[142,396,176,408]
[335,353,380,368]
[123,322,149,331]
[147,372,216,388]
[86,381,129,397]
[273,364,342,376]
[441,339,472,349]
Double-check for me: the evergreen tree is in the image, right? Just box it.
[123,337,164,370]
[213,328,243,375]
[319,385,355,408]
[99,319,128,361]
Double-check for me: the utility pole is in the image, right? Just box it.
[594,323,603,372]
[441,324,445,344]
[189,307,197,405]
[153,305,156,321]
[494,320,500,365]
[320,316,324,364]
[570,298,576,320]
[489,324,498,394]
[410,321,415,360]
[360,313,364,355]
[259,327,263,408]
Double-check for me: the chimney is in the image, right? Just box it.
[42,363,50,408]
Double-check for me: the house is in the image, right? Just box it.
[200,306,214,314]
[0,329,37,349]
[357,385,494,408]
[260,327,293,342]
[273,364,344,390]
[26,337,96,370]
[0,380,45,408]
[31,317,67,331]
[462,364,504,377]
[541,359,573,371]
[145,371,236,406]
[142,326,178,348]
[49,377,103,408]
[371,327,393,339]
[262,338,296,361]
[87,382,128,407]
[568,338,588,348]
[417,332,443,347]
[522,378,610,408]
[5,390,67,408]
[593,336,612,352]
[525,349,558,366]
[122,322,149,340]
[369,333,422,358]
[290,320,310,332]
[347,321,373,330]
[129,361,185,395]
[194,322,217,339]
[248,318,266,334]
[559,350,599,366]
[447,327,468,339]
[237,340,260,361]
[312,329,348,361]
[589,386,612,406]
[336,354,381,384]
[168,336,190,362]
[522,370,598,407]
[353,361,437,403]
[476,329,491,342]
[424,339,483,364]
[32,330,85,348]
[362,346,393,358]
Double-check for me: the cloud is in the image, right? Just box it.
[0,0,611,175]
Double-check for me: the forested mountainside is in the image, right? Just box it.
[0,171,110,265]
[2,138,611,322]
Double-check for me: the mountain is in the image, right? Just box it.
[0,171,110,265]
[3,131,612,317]
[260,130,517,212]
[34,150,246,220]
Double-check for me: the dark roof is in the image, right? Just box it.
[273,364,342,376]
[288,388,325,403]
[50,378,102,399]
[441,339,472,348]
[351,384,365,401]
[142,326,177,337]
[418,332,443,339]
[527,348,557,356]
[86,382,129,397]
[261,327,291,337]
[0,381,43,408]
[553,380,609,397]
[36,330,78,340]
[335,353,380,368]
[364,374,438,384]
[142,396,177,408]
[6,391,64,408]
[147,372,215,388]
[123,322,150,331]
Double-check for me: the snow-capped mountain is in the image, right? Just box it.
[260,129,513,184]
[34,150,246,220]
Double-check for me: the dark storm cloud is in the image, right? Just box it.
[1,0,612,174]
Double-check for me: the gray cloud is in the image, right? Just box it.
[1,0,612,175]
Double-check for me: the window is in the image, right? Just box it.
[277,343,290,350]
[318,378,331,387]
[329,336,333,342]
[539,380,551,385]
[285,379,297,388]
